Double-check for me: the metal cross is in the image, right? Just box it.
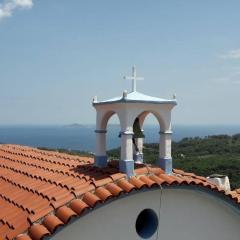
[124,66,144,92]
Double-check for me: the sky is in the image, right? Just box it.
[0,0,240,125]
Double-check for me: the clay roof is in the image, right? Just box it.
[0,144,239,240]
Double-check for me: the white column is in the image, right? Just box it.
[158,130,172,174]
[95,129,107,167]
[121,132,133,160]
[119,130,134,177]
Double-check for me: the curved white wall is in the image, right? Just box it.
[51,188,240,240]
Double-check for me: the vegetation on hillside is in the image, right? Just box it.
[37,134,240,189]
[107,134,240,189]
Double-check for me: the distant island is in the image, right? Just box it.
[63,123,120,128]
[63,123,90,128]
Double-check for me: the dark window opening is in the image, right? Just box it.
[135,208,159,239]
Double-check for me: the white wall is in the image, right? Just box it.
[51,188,240,240]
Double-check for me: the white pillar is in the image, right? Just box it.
[95,129,107,167]
[158,130,172,174]
[119,130,134,177]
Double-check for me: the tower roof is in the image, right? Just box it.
[93,91,177,106]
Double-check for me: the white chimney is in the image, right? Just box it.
[206,174,231,192]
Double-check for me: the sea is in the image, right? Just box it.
[0,124,240,153]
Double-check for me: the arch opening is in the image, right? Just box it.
[99,111,117,131]
[105,113,121,160]
[95,110,122,167]
[132,111,161,165]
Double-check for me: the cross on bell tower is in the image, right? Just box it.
[124,66,144,92]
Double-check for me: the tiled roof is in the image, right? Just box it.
[0,144,239,240]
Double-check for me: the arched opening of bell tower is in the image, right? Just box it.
[132,111,162,165]
[105,113,121,161]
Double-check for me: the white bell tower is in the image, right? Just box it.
[92,67,177,177]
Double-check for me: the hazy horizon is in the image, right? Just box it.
[1,123,240,127]
[1,124,240,151]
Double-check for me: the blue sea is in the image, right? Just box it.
[0,125,240,152]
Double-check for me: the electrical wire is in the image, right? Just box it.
[155,185,163,240]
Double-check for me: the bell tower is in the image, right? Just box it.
[92,66,177,177]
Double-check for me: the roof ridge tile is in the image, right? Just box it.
[29,224,50,240]
[82,192,101,207]
[42,215,63,234]
[69,199,89,215]
[129,177,147,189]
[105,183,123,196]
[117,179,136,193]
[55,206,77,224]
[95,187,113,201]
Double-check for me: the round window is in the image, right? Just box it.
[135,208,159,239]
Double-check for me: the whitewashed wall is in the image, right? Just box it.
[51,188,240,240]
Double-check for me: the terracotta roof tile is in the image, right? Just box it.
[158,174,180,184]
[95,187,113,201]
[15,235,32,240]
[69,199,89,215]
[0,223,11,239]
[129,176,147,189]
[147,166,165,175]
[109,172,126,181]
[105,183,123,196]
[42,215,63,233]
[82,192,101,207]
[27,206,54,224]
[0,144,239,240]
[134,165,149,175]
[139,175,158,187]
[117,179,136,193]
[72,182,95,198]
[29,224,50,240]
[55,206,77,224]
[149,175,165,185]
[91,176,113,188]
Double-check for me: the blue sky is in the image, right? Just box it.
[0,0,240,125]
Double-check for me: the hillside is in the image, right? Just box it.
[38,134,240,189]
[107,134,240,189]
